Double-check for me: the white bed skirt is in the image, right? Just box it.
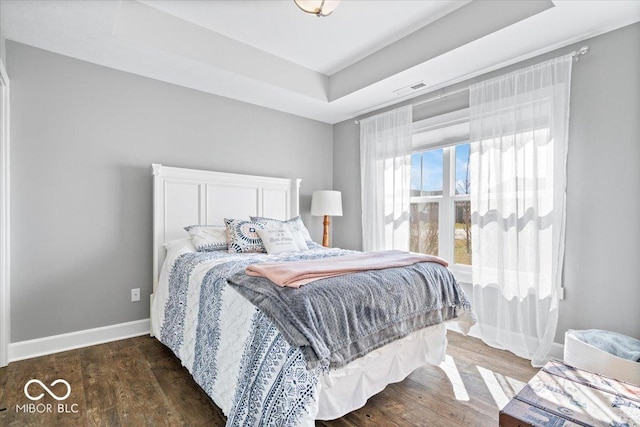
[154,282,447,420]
[316,323,447,420]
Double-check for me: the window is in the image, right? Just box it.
[410,110,471,282]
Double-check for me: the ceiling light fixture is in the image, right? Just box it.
[294,0,341,17]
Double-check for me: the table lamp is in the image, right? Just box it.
[310,190,343,247]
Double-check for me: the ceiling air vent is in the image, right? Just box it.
[393,81,427,97]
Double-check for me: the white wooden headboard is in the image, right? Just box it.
[152,164,301,293]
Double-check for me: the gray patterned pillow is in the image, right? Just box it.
[224,218,266,253]
[250,215,312,250]
[184,225,228,252]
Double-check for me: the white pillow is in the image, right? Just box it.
[288,230,309,251]
[184,225,228,252]
[250,216,311,250]
[256,227,299,254]
[163,237,195,251]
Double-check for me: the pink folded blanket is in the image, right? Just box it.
[245,250,448,288]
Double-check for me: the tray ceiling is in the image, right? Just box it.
[2,0,639,124]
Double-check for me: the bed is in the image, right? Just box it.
[150,164,475,426]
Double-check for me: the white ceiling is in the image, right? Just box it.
[139,0,469,76]
[2,1,640,124]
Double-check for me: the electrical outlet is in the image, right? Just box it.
[131,288,140,302]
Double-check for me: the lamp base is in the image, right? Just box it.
[322,215,330,247]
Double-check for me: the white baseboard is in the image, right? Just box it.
[8,318,150,363]
[446,323,565,362]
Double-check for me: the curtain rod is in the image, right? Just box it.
[354,46,590,125]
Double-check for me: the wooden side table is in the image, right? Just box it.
[499,359,640,426]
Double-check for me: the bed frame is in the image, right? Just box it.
[151,164,301,331]
[150,164,451,420]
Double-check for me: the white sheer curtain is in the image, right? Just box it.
[469,55,573,366]
[360,105,412,251]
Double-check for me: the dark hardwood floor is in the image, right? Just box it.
[0,331,537,426]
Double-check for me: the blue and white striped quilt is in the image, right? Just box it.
[157,246,348,426]
[154,244,472,426]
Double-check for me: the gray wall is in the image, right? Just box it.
[8,22,640,347]
[0,1,5,65]
[333,23,640,343]
[8,42,333,342]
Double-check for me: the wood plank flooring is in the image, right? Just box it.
[0,331,537,426]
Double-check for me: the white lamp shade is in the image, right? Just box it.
[311,191,343,216]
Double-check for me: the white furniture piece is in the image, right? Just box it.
[150,164,451,421]
[152,163,300,305]
[564,330,640,385]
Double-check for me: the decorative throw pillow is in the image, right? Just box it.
[250,215,311,250]
[225,218,266,253]
[256,227,299,254]
[184,225,228,252]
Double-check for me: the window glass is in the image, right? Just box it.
[410,202,439,256]
[410,154,422,194]
[455,143,471,195]
[410,149,443,196]
[410,114,472,273]
[454,201,472,265]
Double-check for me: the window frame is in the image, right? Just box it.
[411,109,472,284]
